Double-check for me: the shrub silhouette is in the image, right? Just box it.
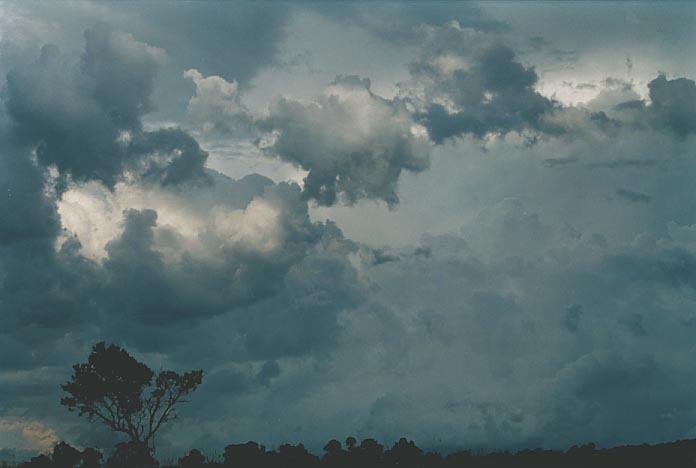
[15,436,696,468]
[385,438,423,467]
[18,443,101,468]
[19,455,52,468]
[79,448,102,468]
[51,443,81,468]
[60,342,203,451]
[274,443,319,468]
[106,441,158,468]
[223,441,267,468]
[178,449,206,468]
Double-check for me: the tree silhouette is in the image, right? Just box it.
[60,342,203,450]
[51,442,81,468]
[179,449,206,468]
[105,441,158,468]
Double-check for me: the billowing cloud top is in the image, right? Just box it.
[1,1,696,462]
[257,75,431,206]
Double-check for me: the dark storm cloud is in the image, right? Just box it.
[90,176,362,357]
[5,39,131,187]
[614,74,696,138]
[237,236,362,360]
[131,2,290,87]
[0,125,97,334]
[407,28,559,142]
[646,74,696,138]
[0,144,59,244]
[1,1,291,86]
[4,24,209,190]
[604,248,696,290]
[2,1,696,459]
[542,352,696,447]
[82,23,163,129]
[0,21,365,433]
[257,75,430,206]
[309,2,507,44]
[128,128,209,186]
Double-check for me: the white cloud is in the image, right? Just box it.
[0,418,58,454]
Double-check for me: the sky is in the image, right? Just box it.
[1,0,696,461]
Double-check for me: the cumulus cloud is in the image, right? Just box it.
[401,21,559,143]
[2,1,696,461]
[257,76,431,206]
[0,418,58,454]
[4,23,206,188]
[614,74,696,138]
[183,68,252,136]
[0,19,367,454]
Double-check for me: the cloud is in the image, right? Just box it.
[0,142,59,245]
[562,304,583,333]
[183,68,252,136]
[309,2,507,45]
[2,2,696,460]
[613,74,696,138]
[3,23,206,188]
[132,2,291,87]
[50,172,356,347]
[615,188,652,204]
[403,22,559,143]
[0,418,58,454]
[82,22,167,128]
[257,76,430,206]
[646,74,696,138]
[0,1,291,88]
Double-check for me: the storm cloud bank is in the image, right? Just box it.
[1,1,696,462]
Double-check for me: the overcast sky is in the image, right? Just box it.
[2,0,696,461]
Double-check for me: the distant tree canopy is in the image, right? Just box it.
[60,342,203,450]
[17,436,696,468]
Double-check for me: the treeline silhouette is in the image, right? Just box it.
[10,344,692,467]
[14,436,696,468]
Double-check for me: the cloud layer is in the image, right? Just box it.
[1,1,696,462]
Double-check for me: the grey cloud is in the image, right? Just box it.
[406,25,559,142]
[128,128,209,186]
[562,304,583,333]
[257,75,430,206]
[82,23,165,129]
[604,248,696,291]
[183,69,253,137]
[3,24,207,188]
[615,188,652,204]
[543,157,579,169]
[357,246,401,267]
[0,144,59,244]
[237,231,362,360]
[2,2,696,459]
[5,41,129,187]
[613,74,696,138]
[646,74,696,138]
[2,2,291,86]
[310,2,507,45]
[619,314,647,337]
[132,2,290,87]
[585,158,660,170]
[257,360,281,387]
[614,100,645,112]
[97,179,338,334]
[540,352,695,446]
